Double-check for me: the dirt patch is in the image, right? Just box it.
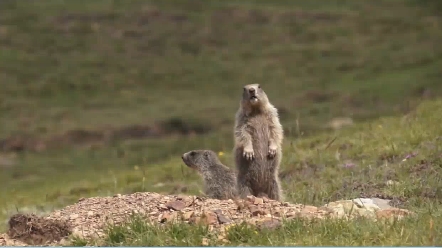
[0,118,212,153]
[7,214,71,246]
[0,191,414,246]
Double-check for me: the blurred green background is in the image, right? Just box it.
[1,0,442,230]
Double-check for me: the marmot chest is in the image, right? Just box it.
[246,115,271,143]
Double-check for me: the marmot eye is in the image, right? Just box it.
[258,85,261,89]
[190,151,196,156]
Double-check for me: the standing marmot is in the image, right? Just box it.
[233,84,284,201]
[181,150,238,200]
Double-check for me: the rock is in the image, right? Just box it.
[257,218,281,231]
[213,210,232,224]
[182,211,194,220]
[301,205,318,212]
[272,208,282,217]
[352,198,380,212]
[175,194,187,200]
[166,200,186,211]
[296,205,320,219]
[261,196,270,203]
[254,197,264,205]
[376,208,414,221]
[159,203,168,210]
[189,211,218,226]
[217,214,232,224]
[324,201,349,218]
[324,200,376,219]
[159,212,178,223]
[69,214,79,220]
[200,211,218,225]
[250,206,267,216]
[352,198,374,205]
[246,195,255,201]
[370,198,392,210]
[325,198,413,221]
[189,216,201,224]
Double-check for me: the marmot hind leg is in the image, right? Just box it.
[237,176,252,198]
[267,178,283,201]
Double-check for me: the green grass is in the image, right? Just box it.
[81,214,439,246]
[73,99,442,246]
[1,0,442,245]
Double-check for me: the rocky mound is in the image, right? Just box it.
[0,192,414,246]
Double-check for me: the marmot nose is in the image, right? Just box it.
[249,88,255,94]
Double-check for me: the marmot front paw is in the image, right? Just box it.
[243,146,255,160]
[268,144,277,158]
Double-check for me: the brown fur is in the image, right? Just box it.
[233,84,284,201]
[181,150,238,200]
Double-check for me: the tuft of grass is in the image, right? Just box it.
[69,236,89,247]
[103,216,213,246]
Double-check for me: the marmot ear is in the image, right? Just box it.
[203,151,210,159]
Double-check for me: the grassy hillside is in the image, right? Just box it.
[1,0,442,234]
[82,99,442,246]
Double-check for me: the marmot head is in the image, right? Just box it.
[181,150,221,173]
[241,84,269,109]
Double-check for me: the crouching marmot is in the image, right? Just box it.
[233,84,284,201]
[181,150,238,200]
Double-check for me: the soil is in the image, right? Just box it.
[0,192,329,246]
[0,191,414,246]
[6,214,71,246]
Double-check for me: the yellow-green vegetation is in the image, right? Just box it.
[1,0,442,245]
